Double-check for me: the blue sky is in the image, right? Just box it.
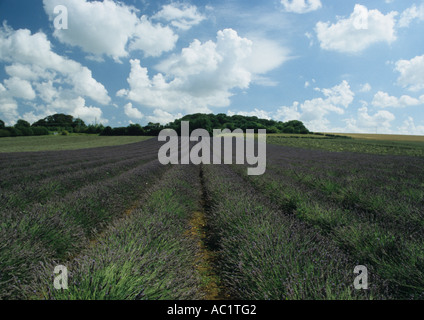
[0,0,424,134]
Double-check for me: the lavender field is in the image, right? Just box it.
[1,137,423,299]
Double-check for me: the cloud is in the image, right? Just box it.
[315,4,397,53]
[0,89,19,125]
[243,37,291,75]
[0,24,110,124]
[33,80,58,103]
[0,25,110,105]
[146,109,183,125]
[46,97,108,124]
[274,80,354,131]
[43,0,178,61]
[129,16,178,57]
[228,108,272,120]
[344,106,395,133]
[317,80,355,108]
[395,54,424,92]
[4,77,36,100]
[153,2,206,31]
[274,102,302,122]
[73,102,108,124]
[397,116,424,135]
[398,4,424,28]
[5,63,53,81]
[118,29,288,114]
[372,91,424,108]
[124,102,144,119]
[281,0,322,14]
[359,83,372,92]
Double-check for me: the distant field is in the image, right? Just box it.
[2,133,424,157]
[268,133,424,157]
[324,133,424,142]
[0,135,152,153]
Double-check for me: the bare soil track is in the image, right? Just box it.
[184,166,232,300]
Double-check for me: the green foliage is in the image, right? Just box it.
[72,118,86,133]
[20,127,33,136]
[85,124,104,134]
[100,113,310,136]
[15,119,31,128]
[127,124,145,136]
[29,114,101,135]
[7,127,22,137]
[0,129,11,137]
[165,113,310,135]
[31,127,49,136]
[100,122,161,136]
[0,119,5,129]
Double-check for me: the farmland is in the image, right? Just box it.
[0,135,152,153]
[267,134,424,157]
[0,134,423,299]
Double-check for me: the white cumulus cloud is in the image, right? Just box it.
[395,54,424,92]
[43,0,178,61]
[0,25,110,105]
[274,81,354,131]
[372,91,424,108]
[117,29,288,114]
[124,103,144,119]
[359,83,372,92]
[397,117,424,135]
[129,16,178,57]
[146,109,183,125]
[315,4,397,53]
[398,4,424,28]
[281,0,322,14]
[4,77,36,100]
[344,106,395,133]
[228,108,272,120]
[0,24,110,124]
[153,2,206,31]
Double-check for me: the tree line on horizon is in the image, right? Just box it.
[101,113,311,136]
[0,113,311,138]
[0,114,105,138]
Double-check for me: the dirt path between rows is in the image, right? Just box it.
[185,167,232,300]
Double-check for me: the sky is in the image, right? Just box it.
[0,0,424,134]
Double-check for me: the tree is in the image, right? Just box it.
[0,129,10,137]
[283,126,295,134]
[32,118,48,127]
[0,119,5,129]
[267,126,279,134]
[145,122,163,136]
[43,114,74,128]
[8,127,22,137]
[72,118,87,133]
[127,124,145,136]
[15,119,31,128]
[101,126,114,136]
[32,127,49,136]
[20,127,34,136]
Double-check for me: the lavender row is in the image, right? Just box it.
[27,165,204,300]
[230,144,424,298]
[201,164,388,299]
[1,156,153,211]
[0,156,169,299]
[0,140,159,188]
